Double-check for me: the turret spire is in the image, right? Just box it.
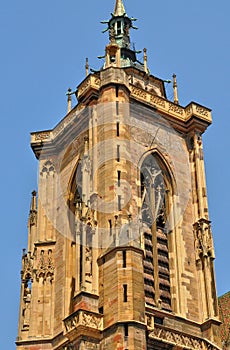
[100,0,145,71]
[114,0,126,16]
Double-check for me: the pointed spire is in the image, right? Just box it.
[114,0,126,16]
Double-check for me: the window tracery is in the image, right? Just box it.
[141,153,172,311]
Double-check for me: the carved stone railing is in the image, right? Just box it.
[31,78,212,146]
[77,75,100,100]
[130,84,212,124]
[64,310,103,334]
[149,325,221,350]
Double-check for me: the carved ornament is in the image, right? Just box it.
[64,310,103,333]
[193,219,215,262]
[21,253,34,282]
[150,326,221,350]
[35,249,54,282]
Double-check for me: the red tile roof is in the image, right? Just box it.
[219,291,230,349]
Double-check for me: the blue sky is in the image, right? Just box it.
[0,1,229,348]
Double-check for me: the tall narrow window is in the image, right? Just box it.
[116,101,119,115]
[117,21,122,35]
[117,145,120,162]
[109,219,112,236]
[123,284,128,302]
[124,324,129,337]
[116,85,119,98]
[118,195,122,211]
[123,251,127,268]
[116,122,120,136]
[117,170,121,187]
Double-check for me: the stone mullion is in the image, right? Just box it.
[81,224,86,290]
[28,277,38,337]
[51,170,56,241]
[38,163,46,242]
[172,195,186,317]
[151,186,159,306]
[43,280,51,336]
[92,226,99,293]
[197,257,208,321]
[18,281,26,337]
[198,140,209,218]
[75,219,81,292]
[46,170,52,241]
[44,171,50,241]
[194,133,205,219]
[92,106,98,195]
[167,192,179,314]
[209,259,219,317]
[203,256,213,319]
[50,278,55,338]
[190,148,199,223]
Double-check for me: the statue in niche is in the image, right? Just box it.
[195,221,215,261]
[22,280,32,328]
[141,157,165,228]
[29,210,37,226]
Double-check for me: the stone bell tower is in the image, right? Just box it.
[16,0,222,349]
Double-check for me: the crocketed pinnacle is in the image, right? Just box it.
[114,0,126,16]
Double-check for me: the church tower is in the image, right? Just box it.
[16,1,222,349]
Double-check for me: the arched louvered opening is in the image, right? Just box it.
[140,152,173,312]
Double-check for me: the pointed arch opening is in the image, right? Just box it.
[140,152,174,312]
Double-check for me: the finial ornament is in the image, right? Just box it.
[85,58,89,77]
[143,48,148,74]
[30,190,37,212]
[66,88,72,113]
[114,0,126,16]
[173,74,179,105]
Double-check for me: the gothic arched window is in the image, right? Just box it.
[140,153,172,312]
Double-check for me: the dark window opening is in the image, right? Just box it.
[154,317,164,325]
[123,284,128,302]
[99,307,104,314]
[110,55,116,63]
[118,195,122,211]
[117,21,122,35]
[117,122,120,136]
[117,145,120,162]
[116,101,119,115]
[123,250,127,268]
[109,219,112,236]
[116,85,119,98]
[124,324,129,336]
[118,170,121,187]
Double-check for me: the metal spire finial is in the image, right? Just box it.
[114,0,126,16]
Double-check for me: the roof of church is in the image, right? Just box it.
[219,291,230,348]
